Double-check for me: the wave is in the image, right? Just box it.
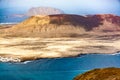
[109,52,120,55]
[21,61,32,64]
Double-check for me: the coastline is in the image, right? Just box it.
[0,37,120,62]
[0,52,120,63]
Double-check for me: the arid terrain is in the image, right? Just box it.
[0,14,120,62]
[0,32,120,62]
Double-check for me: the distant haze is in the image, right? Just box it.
[0,0,120,15]
[27,7,64,16]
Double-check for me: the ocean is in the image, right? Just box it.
[0,8,27,23]
[0,16,27,24]
[0,53,120,80]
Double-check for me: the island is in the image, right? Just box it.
[0,14,120,62]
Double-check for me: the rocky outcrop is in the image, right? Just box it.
[74,67,120,80]
[89,14,120,32]
[26,7,64,16]
[3,14,120,37]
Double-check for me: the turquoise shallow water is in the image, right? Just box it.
[0,53,120,80]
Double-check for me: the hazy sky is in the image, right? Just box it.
[0,0,120,15]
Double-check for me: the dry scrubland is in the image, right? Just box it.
[74,68,120,80]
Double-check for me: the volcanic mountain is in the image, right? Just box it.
[74,68,120,80]
[26,7,64,16]
[4,14,120,37]
[8,7,64,19]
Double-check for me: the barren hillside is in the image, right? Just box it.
[74,68,120,80]
[2,14,120,37]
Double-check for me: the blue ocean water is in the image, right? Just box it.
[0,53,120,80]
[0,8,27,23]
[0,16,27,23]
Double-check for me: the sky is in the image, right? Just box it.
[0,0,120,15]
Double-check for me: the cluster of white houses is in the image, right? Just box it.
[0,56,21,62]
